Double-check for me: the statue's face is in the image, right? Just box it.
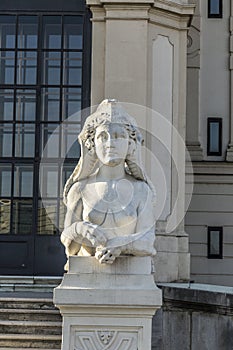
[94,123,129,166]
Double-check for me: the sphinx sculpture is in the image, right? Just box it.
[61,99,156,267]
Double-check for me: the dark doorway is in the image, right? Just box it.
[0,1,91,275]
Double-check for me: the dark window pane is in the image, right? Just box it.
[62,87,82,120]
[61,123,81,158]
[41,88,60,122]
[210,0,220,14]
[58,199,66,232]
[42,52,61,85]
[0,124,13,157]
[39,164,58,198]
[41,123,60,158]
[0,15,16,48]
[207,118,222,156]
[63,16,83,50]
[14,165,33,197]
[0,199,11,234]
[18,16,38,49]
[15,124,35,157]
[0,51,15,84]
[0,164,12,197]
[16,90,36,121]
[12,199,33,234]
[60,163,75,197]
[42,16,62,49]
[62,163,75,188]
[210,230,220,255]
[63,52,82,85]
[0,89,14,121]
[209,122,219,153]
[17,51,37,85]
[38,199,57,235]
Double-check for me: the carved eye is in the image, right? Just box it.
[97,131,108,141]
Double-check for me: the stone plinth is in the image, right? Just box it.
[54,256,162,350]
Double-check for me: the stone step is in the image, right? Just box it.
[0,320,62,335]
[0,334,62,349]
[0,294,62,349]
[0,308,61,322]
[0,297,55,310]
[0,277,61,294]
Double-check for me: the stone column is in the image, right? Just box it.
[87,0,194,283]
[54,257,162,350]
[87,0,153,106]
[186,0,204,161]
[148,1,195,282]
[227,0,233,161]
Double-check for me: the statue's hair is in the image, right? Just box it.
[63,100,156,206]
[81,118,142,152]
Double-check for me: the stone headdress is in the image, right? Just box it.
[63,99,156,205]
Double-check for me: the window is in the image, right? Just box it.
[208,227,223,259]
[207,118,222,156]
[208,0,222,18]
[0,13,91,236]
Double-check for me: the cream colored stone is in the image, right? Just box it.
[186,0,204,161]
[227,1,233,161]
[54,256,162,350]
[87,0,194,283]
[61,99,157,267]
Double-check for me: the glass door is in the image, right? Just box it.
[0,9,91,275]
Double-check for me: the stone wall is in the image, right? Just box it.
[185,163,233,286]
[152,284,233,350]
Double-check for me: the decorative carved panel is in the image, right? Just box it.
[74,329,138,350]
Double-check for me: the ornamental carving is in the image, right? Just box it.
[74,329,138,350]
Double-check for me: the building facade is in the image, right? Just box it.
[186,0,233,286]
[2,0,231,288]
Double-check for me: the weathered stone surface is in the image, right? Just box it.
[152,284,233,350]
[0,295,62,349]
[61,99,157,267]
[54,256,162,350]
[192,313,233,350]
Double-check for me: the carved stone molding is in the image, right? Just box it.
[187,24,200,68]
[74,329,138,350]
[186,1,203,161]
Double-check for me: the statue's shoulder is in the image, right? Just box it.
[131,178,151,192]
[66,180,87,202]
[132,180,155,207]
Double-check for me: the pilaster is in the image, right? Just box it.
[186,0,204,161]
[87,0,195,282]
[87,0,153,106]
[227,10,233,161]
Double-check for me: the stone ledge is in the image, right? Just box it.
[54,256,162,308]
[158,283,233,315]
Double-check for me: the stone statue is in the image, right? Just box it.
[61,99,156,267]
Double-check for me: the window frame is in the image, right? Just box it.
[207,117,222,156]
[208,0,223,19]
[207,226,223,259]
[0,11,91,237]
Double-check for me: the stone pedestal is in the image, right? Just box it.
[54,256,162,350]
